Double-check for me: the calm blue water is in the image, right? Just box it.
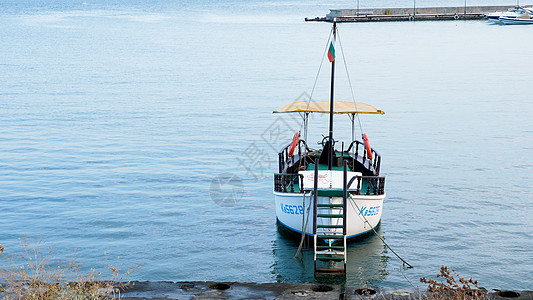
[1,0,532,290]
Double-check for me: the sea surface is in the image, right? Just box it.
[1,0,532,290]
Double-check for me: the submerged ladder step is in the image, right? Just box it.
[316,250,344,255]
[315,268,346,275]
[316,245,344,250]
[317,203,344,208]
[316,254,345,261]
[317,224,343,228]
[317,214,343,218]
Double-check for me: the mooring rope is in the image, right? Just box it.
[305,26,335,113]
[294,27,335,172]
[348,194,414,268]
[295,192,312,258]
[337,31,364,138]
[298,26,334,134]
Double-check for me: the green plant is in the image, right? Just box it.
[0,237,131,299]
[420,266,485,300]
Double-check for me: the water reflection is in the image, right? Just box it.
[271,223,389,287]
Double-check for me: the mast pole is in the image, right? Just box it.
[328,21,337,170]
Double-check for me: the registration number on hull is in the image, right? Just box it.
[280,203,304,215]
[359,206,380,217]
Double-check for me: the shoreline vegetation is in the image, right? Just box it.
[0,238,131,299]
[0,238,529,299]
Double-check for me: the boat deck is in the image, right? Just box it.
[274,161,383,196]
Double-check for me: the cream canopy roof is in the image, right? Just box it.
[273,101,384,114]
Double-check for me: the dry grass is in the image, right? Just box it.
[420,266,485,300]
[0,238,131,299]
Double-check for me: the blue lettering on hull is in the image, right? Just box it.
[280,203,304,215]
[359,205,380,217]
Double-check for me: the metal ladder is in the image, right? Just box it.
[312,159,347,276]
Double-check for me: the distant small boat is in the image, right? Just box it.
[486,6,533,24]
[499,10,533,24]
[485,7,522,22]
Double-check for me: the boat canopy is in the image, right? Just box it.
[273,100,385,114]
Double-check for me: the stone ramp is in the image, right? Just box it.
[119,281,532,300]
[120,281,340,300]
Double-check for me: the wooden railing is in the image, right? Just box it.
[348,176,386,195]
[278,140,310,173]
[346,140,382,175]
[278,142,291,173]
[277,138,381,176]
[274,173,304,193]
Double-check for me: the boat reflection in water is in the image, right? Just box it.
[271,223,389,285]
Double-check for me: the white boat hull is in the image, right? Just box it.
[499,17,533,24]
[274,191,384,242]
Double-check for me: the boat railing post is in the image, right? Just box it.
[376,155,381,176]
[278,153,283,173]
[351,113,355,156]
[313,158,319,236]
[290,175,295,192]
[343,160,347,236]
[304,112,309,143]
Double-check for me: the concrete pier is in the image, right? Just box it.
[305,5,532,22]
[119,281,533,299]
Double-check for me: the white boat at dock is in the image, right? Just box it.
[273,22,386,275]
[485,8,523,22]
[499,10,533,24]
[486,6,533,24]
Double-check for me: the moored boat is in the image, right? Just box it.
[485,6,533,24]
[273,100,385,243]
[485,7,524,22]
[273,22,386,275]
[499,10,533,24]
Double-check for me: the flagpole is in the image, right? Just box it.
[328,21,336,171]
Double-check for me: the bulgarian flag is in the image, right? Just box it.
[327,37,336,63]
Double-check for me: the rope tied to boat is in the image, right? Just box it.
[295,26,335,172]
[305,26,335,112]
[348,194,414,268]
[336,30,364,139]
[295,191,312,258]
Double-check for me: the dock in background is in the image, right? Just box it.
[305,5,531,22]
